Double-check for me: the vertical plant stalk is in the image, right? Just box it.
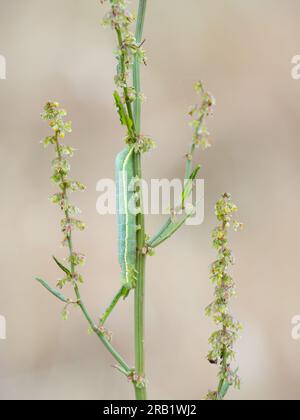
[102,0,151,398]
[133,0,148,401]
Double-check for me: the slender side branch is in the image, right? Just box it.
[148,82,215,249]
[147,209,194,249]
[36,278,131,375]
[37,101,131,377]
[115,26,137,134]
[185,82,214,179]
[35,277,72,303]
[74,284,131,375]
[100,287,127,325]
[133,0,147,133]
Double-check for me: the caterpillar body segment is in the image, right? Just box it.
[116,147,138,292]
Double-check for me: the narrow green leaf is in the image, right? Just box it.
[35,277,70,303]
[182,164,201,205]
[53,256,71,277]
[218,379,231,400]
[148,207,195,249]
[148,165,200,249]
[148,218,172,245]
[217,368,239,400]
[113,364,131,378]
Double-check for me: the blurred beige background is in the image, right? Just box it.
[0,0,300,400]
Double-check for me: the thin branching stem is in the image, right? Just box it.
[100,287,126,325]
[38,109,132,377]
[74,284,131,375]
[133,0,147,133]
[115,27,137,137]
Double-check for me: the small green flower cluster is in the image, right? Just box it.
[128,370,146,390]
[128,134,155,153]
[41,101,86,290]
[101,0,146,96]
[189,81,216,152]
[205,193,243,400]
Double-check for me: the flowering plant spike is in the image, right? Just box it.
[205,193,243,400]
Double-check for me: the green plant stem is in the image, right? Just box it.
[133,0,147,401]
[36,275,130,374]
[35,277,71,303]
[185,144,196,180]
[185,113,205,180]
[147,166,201,249]
[100,287,126,325]
[74,284,131,375]
[133,0,147,132]
[134,153,147,400]
[115,27,136,137]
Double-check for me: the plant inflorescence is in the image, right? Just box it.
[205,193,243,400]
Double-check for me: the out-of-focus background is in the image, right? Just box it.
[0,0,300,400]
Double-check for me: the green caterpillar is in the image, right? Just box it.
[116,147,138,293]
